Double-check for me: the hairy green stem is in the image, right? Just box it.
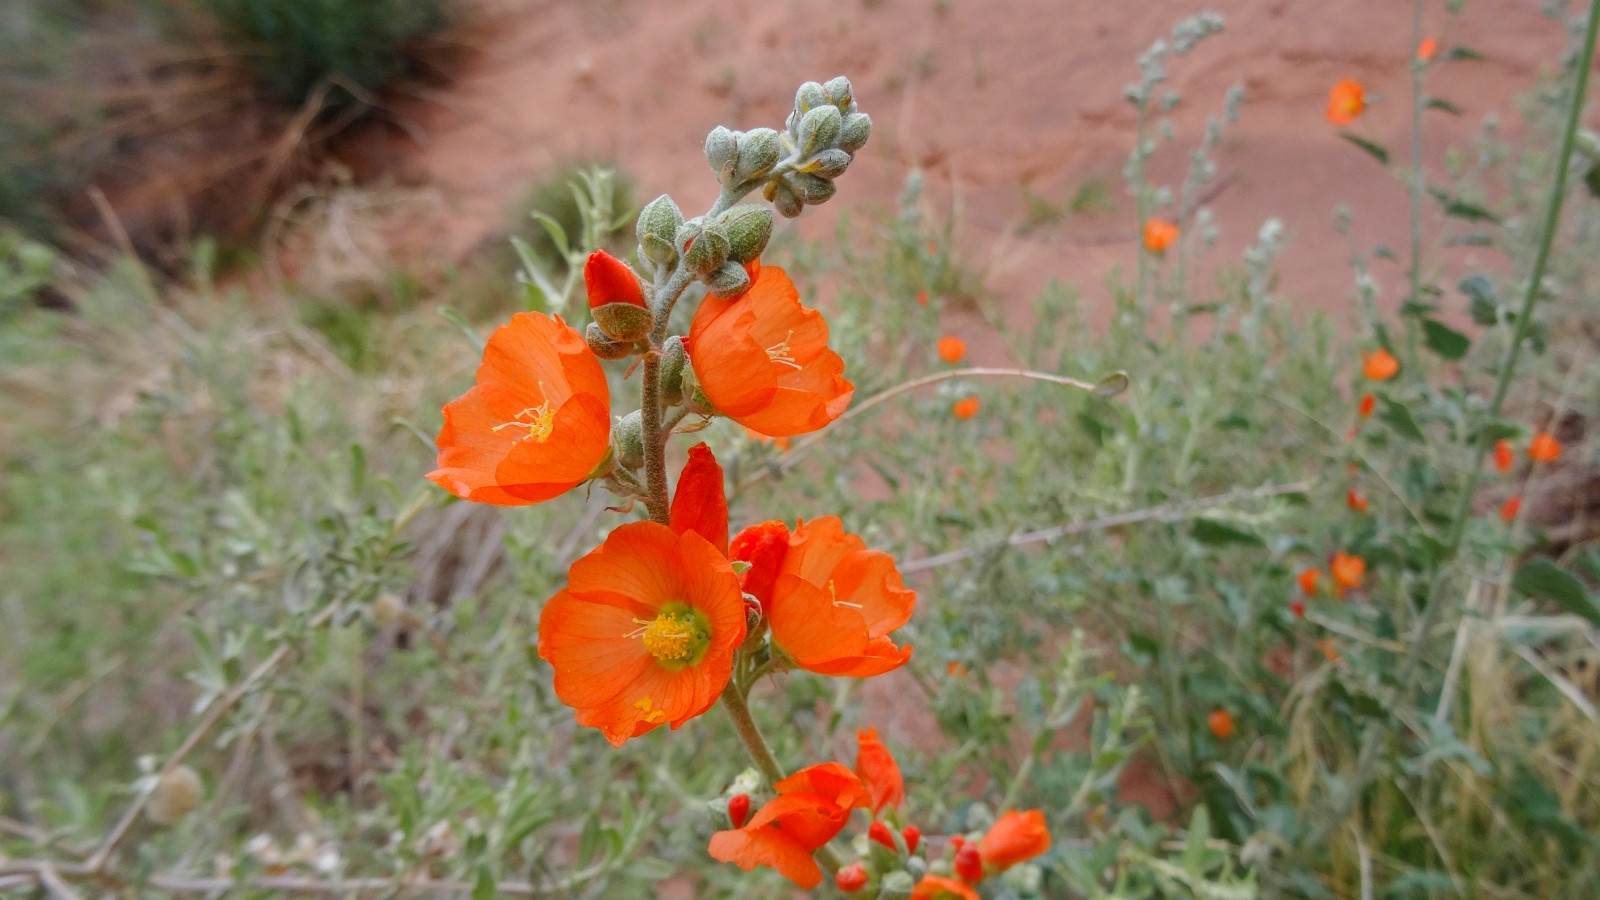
[721,682,786,787]
[1405,0,1425,363]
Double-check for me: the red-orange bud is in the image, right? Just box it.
[1347,489,1369,513]
[1290,598,1306,618]
[1529,432,1562,463]
[836,861,869,892]
[727,793,751,829]
[584,250,646,308]
[1500,496,1521,523]
[869,820,898,850]
[1208,708,1235,740]
[1494,439,1514,472]
[953,843,984,882]
[902,825,922,855]
[1358,393,1375,418]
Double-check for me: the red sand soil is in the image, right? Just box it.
[382,0,1566,322]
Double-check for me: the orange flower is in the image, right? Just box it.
[669,443,729,555]
[1362,348,1400,381]
[1359,393,1375,418]
[1347,489,1369,513]
[731,517,915,677]
[913,876,981,900]
[1330,551,1366,595]
[855,727,904,814]
[952,396,980,419]
[1417,38,1438,62]
[536,521,745,746]
[1494,438,1514,471]
[1142,218,1179,253]
[1529,431,1562,463]
[1208,708,1235,740]
[708,762,870,888]
[1327,79,1366,126]
[937,335,967,364]
[429,312,611,505]
[917,290,930,307]
[686,265,853,438]
[978,809,1051,872]
[1500,495,1521,523]
[1297,568,1322,597]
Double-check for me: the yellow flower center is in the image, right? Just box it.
[765,330,802,370]
[640,612,697,661]
[491,383,556,443]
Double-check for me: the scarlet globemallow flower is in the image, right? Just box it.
[1347,489,1369,513]
[428,312,611,505]
[837,861,870,892]
[952,396,980,419]
[1297,568,1322,597]
[1417,38,1439,62]
[978,809,1051,872]
[914,875,981,900]
[953,842,984,882]
[1500,495,1521,523]
[1143,218,1179,253]
[585,249,651,342]
[1331,551,1366,595]
[686,264,853,438]
[731,517,915,677]
[1494,438,1515,472]
[707,762,871,888]
[536,518,745,746]
[1208,708,1235,740]
[1362,348,1400,381]
[1529,431,1562,463]
[1359,393,1375,418]
[856,727,905,814]
[1327,79,1366,126]
[937,335,967,364]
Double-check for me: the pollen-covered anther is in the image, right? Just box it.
[765,330,802,370]
[827,579,862,610]
[637,612,699,661]
[491,385,555,443]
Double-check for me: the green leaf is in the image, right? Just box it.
[1424,96,1463,115]
[1339,131,1390,166]
[531,211,570,257]
[1429,187,1501,224]
[1512,559,1600,625]
[1444,45,1485,61]
[1182,806,1212,874]
[438,306,486,352]
[1376,395,1426,442]
[1446,232,1493,247]
[1191,519,1264,547]
[1468,420,1521,444]
[1459,273,1500,325]
[577,814,603,868]
[1422,319,1470,360]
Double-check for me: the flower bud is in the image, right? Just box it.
[798,148,852,179]
[679,219,730,275]
[681,362,719,418]
[902,825,922,855]
[147,765,204,824]
[835,861,869,893]
[954,843,983,882]
[704,126,739,182]
[869,820,899,850]
[839,112,872,154]
[788,173,837,205]
[798,104,843,157]
[637,194,683,266]
[717,205,774,264]
[585,322,635,360]
[727,793,751,828]
[614,410,644,469]
[584,249,646,308]
[795,81,829,117]
[824,75,854,111]
[659,335,687,406]
[878,870,916,900]
[733,128,782,183]
[706,260,751,299]
[767,180,803,218]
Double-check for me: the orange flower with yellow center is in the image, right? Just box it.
[429,312,611,505]
[1327,79,1366,126]
[937,335,967,364]
[731,517,915,678]
[686,265,853,438]
[1330,550,1366,595]
[708,762,871,888]
[536,521,745,746]
[977,809,1052,873]
[1142,218,1179,253]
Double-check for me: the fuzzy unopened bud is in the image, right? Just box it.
[585,322,634,360]
[727,793,751,828]
[679,219,730,275]
[798,104,843,157]
[147,765,203,824]
[839,113,872,154]
[795,81,829,117]
[704,126,739,182]
[788,173,837,206]
[681,363,718,418]
[878,870,916,900]
[372,593,404,627]
[659,335,687,406]
[637,194,683,266]
[614,411,644,469]
[824,75,854,112]
[718,205,773,264]
[767,180,803,218]
[707,261,751,299]
[733,128,782,183]
[799,148,852,179]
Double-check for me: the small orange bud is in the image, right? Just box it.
[1297,568,1321,597]
[937,335,967,364]
[1494,438,1514,472]
[836,861,869,892]
[1359,393,1375,418]
[1347,489,1369,513]
[946,660,968,677]
[1417,38,1438,62]
[916,290,930,307]
[1331,551,1366,595]
[584,250,647,308]
[952,396,980,419]
[1362,348,1400,381]
[727,793,751,828]
[1529,432,1562,463]
[1327,79,1366,126]
[1499,495,1521,523]
[902,825,922,854]
[954,842,984,882]
[1290,598,1306,618]
[1208,708,1235,740]
[1142,218,1179,253]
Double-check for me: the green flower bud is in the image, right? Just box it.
[798,148,852,178]
[591,302,652,342]
[637,194,683,266]
[681,363,719,418]
[704,126,739,182]
[795,81,829,116]
[788,172,837,206]
[767,180,803,218]
[734,128,782,183]
[707,260,751,299]
[824,75,854,111]
[679,218,730,275]
[878,871,916,900]
[798,104,842,158]
[839,112,872,154]
[614,410,644,469]
[717,205,773,264]
[585,321,635,360]
[660,335,687,406]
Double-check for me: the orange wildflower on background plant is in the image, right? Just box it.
[669,443,730,554]
[1208,708,1235,740]
[1500,495,1521,523]
[1330,551,1366,595]
[1347,489,1369,513]
[1494,438,1514,471]
[913,875,981,900]
[1142,218,1179,253]
[1326,78,1366,126]
[937,335,967,364]
[1362,348,1400,381]
[536,517,745,746]
[707,762,870,888]
[855,727,904,815]
[428,312,611,505]
[1417,37,1438,62]
[952,396,980,419]
[1359,393,1375,418]
[686,265,853,438]
[1297,567,1322,596]
[916,290,929,307]
[836,862,870,892]
[978,809,1051,873]
[731,517,915,677]
[1529,431,1562,463]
